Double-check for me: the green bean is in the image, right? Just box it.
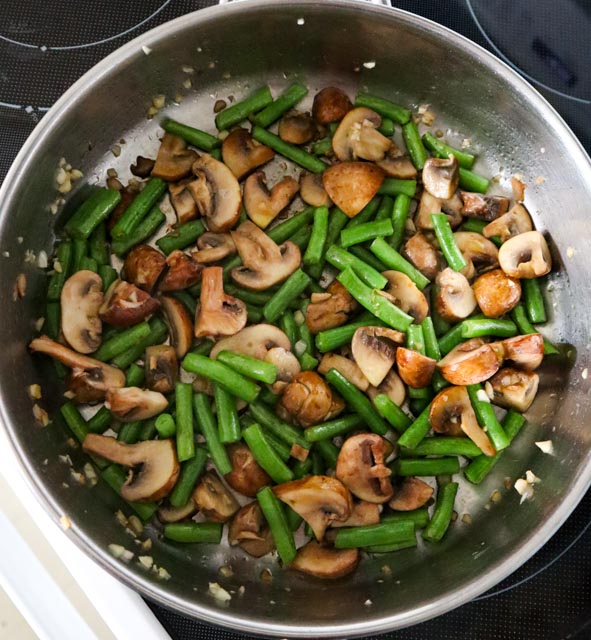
[382,508,430,529]
[174,382,195,462]
[162,118,220,151]
[111,178,167,240]
[88,222,110,266]
[71,238,88,273]
[246,304,262,324]
[378,178,417,198]
[397,404,432,449]
[171,290,197,317]
[292,457,313,479]
[460,318,517,339]
[408,386,433,401]
[365,538,418,553]
[510,304,558,355]
[258,386,280,407]
[183,354,260,403]
[216,351,277,385]
[389,194,410,251]
[373,394,412,433]
[257,486,297,565]
[304,415,364,443]
[421,132,476,169]
[224,284,274,306]
[375,195,394,221]
[252,126,328,174]
[393,457,460,477]
[242,424,294,483]
[170,448,208,507]
[299,353,319,371]
[268,207,315,244]
[355,92,411,125]
[263,269,311,323]
[164,522,223,544]
[406,437,482,458]
[60,402,89,444]
[420,317,441,361]
[347,246,387,273]
[406,324,426,354]
[402,121,428,170]
[249,401,309,451]
[340,219,393,248]
[44,302,60,340]
[285,506,303,532]
[431,213,468,271]
[156,219,206,255]
[303,206,329,266]
[252,83,308,128]
[98,265,118,292]
[192,393,232,475]
[65,188,121,240]
[325,207,350,248]
[111,318,168,369]
[47,241,73,301]
[438,322,465,356]
[325,245,387,289]
[280,311,298,349]
[369,238,430,290]
[342,198,381,230]
[315,439,340,469]
[216,86,273,130]
[430,286,451,337]
[466,384,509,452]
[459,218,501,246]
[80,255,98,273]
[117,421,143,444]
[523,278,547,324]
[111,206,166,256]
[93,322,151,361]
[458,167,490,194]
[315,312,386,353]
[287,224,312,253]
[154,413,176,439]
[263,431,292,462]
[334,520,416,549]
[125,363,145,387]
[377,118,395,137]
[312,137,332,156]
[311,452,325,476]
[213,384,240,444]
[101,465,157,521]
[87,406,112,434]
[423,482,459,542]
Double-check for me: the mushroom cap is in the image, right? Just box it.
[389,477,434,511]
[403,233,441,281]
[367,370,406,407]
[106,387,168,422]
[144,344,178,394]
[312,87,353,125]
[243,171,299,229]
[280,371,334,427]
[82,434,179,502]
[225,442,271,498]
[305,280,358,334]
[291,541,360,579]
[100,279,160,328]
[453,232,499,274]
[415,190,442,230]
[278,111,316,145]
[323,161,385,218]
[382,270,429,323]
[123,244,166,292]
[422,156,459,200]
[487,367,539,412]
[483,203,533,243]
[193,471,239,523]
[66,369,110,404]
[160,294,193,358]
[396,347,436,388]
[318,353,369,391]
[499,333,544,371]
[157,499,197,523]
[61,270,104,354]
[228,502,275,557]
[194,232,236,264]
[332,107,390,162]
[169,178,198,224]
[498,230,552,278]
[210,323,291,360]
[435,268,477,323]
[336,433,393,504]
[472,269,522,318]
[265,347,302,394]
[351,326,404,387]
[299,172,332,208]
[438,339,501,386]
[152,133,197,182]
[130,156,155,178]
[330,500,381,528]
[158,250,202,292]
[461,192,510,221]
[221,128,274,180]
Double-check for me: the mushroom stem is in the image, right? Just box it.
[195,266,247,338]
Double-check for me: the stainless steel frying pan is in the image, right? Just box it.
[1,1,590,637]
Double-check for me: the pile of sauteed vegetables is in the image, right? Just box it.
[30,83,556,579]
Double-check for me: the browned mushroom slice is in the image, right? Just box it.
[100,280,160,327]
[291,541,360,579]
[243,171,299,229]
[351,326,404,387]
[159,295,192,358]
[210,323,291,360]
[396,347,436,389]
[332,107,391,162]
[66,370,108,404]
[461,192,510,221]
[193,471,239,523]
[194,266,247,338]
[265,347,302,395]
[152,133,197,181]
[145,345,178,394]
[169,178,198,224]
[221,128,274,180]
[273,475,352,540]
[322,162,384,218]
[330,500,381,528]
[435,268,477,323]
[415,190,442,230]
[106,387,168,422]
[158,250,202,292]
[453,232,499,275]
[278,111,316,145]
[83,434,179,501]
[377,144,418,179]
[123,245,166,292]
[498,230,552,278]
[403,233,441,281]
[60,270,103,354]
[438,339,500,385]
[228,502,275,558]
[422,156,459,200]
[382,270,429,323]
[230,221,301,290]
[107,182,140,231]
[299,172,332,208]
[318,353,369,391]
[157,499,197,523]
[367,370,406,407]
[225,442,271,498]
[193,232,236,264]
[487,367,539,412]
[472,269,521,318]
[312,87,353,125]
[305,280,358,333]
[280,371,334,427]
[389,477,434,511]
[499,334,544,371]
[130,156,155,178]
[511,176,527,202]
[483,203,533,243]
[336,433,393,503]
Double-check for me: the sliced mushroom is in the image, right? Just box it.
[157,499,197,523]
[351,326,404,387]
[265,347,302,394]
[60,270,103,354]
[221,128,274,180]
[279,111,316,145]
[123,245,166,292]
[194,266,247,338]
[145,345,178,393]
[225,442,271,498]
[332,107,391,162]
[430,385,495,456]
[243,171,299,229]
[210,323,291,360]
[422,156,459,200]
[152,133,198,181]
[377,143,417,179]
[169,178,199,224]
[483,203,533,243]
[498,230,552,278]
[318,353,369,391]
[389,477,434,511]
[453,232,499,275]
[106,387,168,422]
[415,191,442,230]
[435,268,477,322]
[193,232,236,264]
[382,270,429,323]
[330,500,381,528]
[396,347,436,389]
[312,87,353,125]
[472,269,521,318]
[66,369,109,404]
[403,233,441,281]
[336,434,393,504]
[291,541,359,579]
[499,333,544,371]
[273,475,352,540]
[130,156,155,178]
[158,250,202,292]
[83,434,179,501]
[367,370,406,407]
[305,280,358,334]
[322,161,384,218]
[487,367,539,412]
[108,182,140,231]
[299,172,332,208]
[231,221,301,290]
[438,339,500,385]
[100,280,160,327]
[228,502,275,557]
[193,471,239,523]
[160,295,193,358]
[461,192,510,221]
[280,371,334,427]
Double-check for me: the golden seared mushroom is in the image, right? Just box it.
[210,323,291,360]
[336,434,393,503]
[332,107,391,162]
[472,269,521,318]
[305,281,358,334]
[265,347,302,395]
[435,268,477,323]
[367,370,406,407]
[145,345,178,394]
[194,266,247,339]
[487,367,539,412]
[221,128,274,180]
[322,162,384,218]
[422,156,459,200]
[377,143,418,179]
[389,477,434,511]
[291,541,360,579]
[60,270,103,354]
[230,221,301,290]
[225,442,271,497]
[274,475,352,540]
[438,338,500,385]
[312,87,353,125]
[453,232,499,276]
[461,192,510,221]
[228,502,275,558]
[66,370,110,404]
[483,203,533,243]
[403,233,441,281]
[415,191,464,231]
[100,280,160,327]
[430,386,495,456]
[152,133,198,181]
[330,500,381,528]
[106,387,168,422]
[318,353,369,391]
[130,155,155,178]
[243,171,299,229]
[158,250,202,292]
[278,111,316,145]
[123,244,166,292]
[83,434,179,501]
[499,333,544,370]
[351,326,404,387]
[158,499,197,523]
[160,295,193,358]
[382,270,429,323]
[169,178,199,224]
[193,232,236,264]
[498,230,552,278]
[193,471,239,522]
[299,172,332,208]
[396,347,436,388]
[280,371,334,427]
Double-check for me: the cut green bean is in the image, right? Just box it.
[315,312,386,353]
[342,198,381,230]
[216,86,273,130]
[101,465,157,521]
[304,414,364,442]
[402,121,428,170]
[341,219,393,248]
[71,239,87,274]
[93,322,152,361]
[252,126,328,174]
[373,394,412,433]
[214,384,241,444]
[155,413,176,439]
[375,195,394,221]
[325,245,387,289]
[334,520,416,549]
[183,354,260,403]
[111,178,167,240]
[80,255,98,274]
[466,384,509,452]
[216,351,277,384]
[117,421,142,444]
[423,482,459,542]
[420,317,442,360]
[365,538,418,554]
[460,318,517,339]
[87,406,112,433]
[377,118,395,137]
[175,382,194,462]
[246,304,263,324]
[171,290,197,317]
[406,324,426,354]
[348,246,388,272]
[258,386,280,407]
[170,448,208,507]
[111,318,168,369]
[303,206,329,266]
[312,137,332,156]
[510,304,558,355]
[99,265,118,291]
[125,363,145,387]
[430,286,451,337]
[249,401,309,451]
[44,302,61,340]
[65,188,121,240]
[88,222,110,266]
[263,269,311,323]
[162,118,220,151]
[406,437,482,458]
[192,393,232,475]
[47,241,73,301]
[253,83,308,128]
[325,207,350,248]
[431,213,468,271]
[288,225,312,253]
[263,431,292,462]
[224,284,274,306]
[458,167,490,194]
[111,206,166,256]
[257,486,296,565]
[382,508,430,530]
[355,92,411,125]
[299,353,319,371]
[422,132,476,169]
[378,178,417,198]
[390,193,411,251]
[438,322,466,356]
[60,401,89,444]
[393,457,460,477]
[370,238,430,290]
[138,419,157,441]
[315,439,340,469]
[397,404,432,449]
[156,219,206,255]
[243,424,294,484]
[280,312,298,349]
[460,218,501,246]
[268,207,315,244]
[164,522,222,544]
[523,278,547,324]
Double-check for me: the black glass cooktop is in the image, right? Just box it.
[1,1,589,638]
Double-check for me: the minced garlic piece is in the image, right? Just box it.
[209,582,232,602]
[535,440,555,455]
